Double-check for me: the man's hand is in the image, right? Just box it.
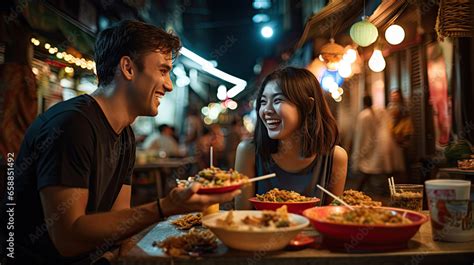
[160,183,240,216]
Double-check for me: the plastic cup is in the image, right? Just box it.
[425,179,471,201]
[425,179,473,242]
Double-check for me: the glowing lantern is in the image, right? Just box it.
[385,24,405,45]
[368,49,386,72]
[338,60,352,78]
[343,48,357,64]
[350,16,378,47]
[320,39,344,70]
[320,70,344,91]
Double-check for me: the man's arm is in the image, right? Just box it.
[40,184,240,257]
[111,185,131,211]
[40,186,157,257]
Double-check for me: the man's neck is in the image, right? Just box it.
[91,85,136,134]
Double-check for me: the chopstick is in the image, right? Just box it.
[402,210,408,221]
[248,173,276,183]
[388,178,393,196]
[179,172,276,188]
[388,176,396,195]
[316,185,354,210]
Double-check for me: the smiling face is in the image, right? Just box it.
[128,51,173,116]
[258,81,300,140]
[254,67,339,160]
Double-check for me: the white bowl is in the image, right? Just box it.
[202,210,309,251]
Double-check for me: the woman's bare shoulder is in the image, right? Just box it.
[237,139,256,154]
[235,139,256,178]
[333,145,348,164]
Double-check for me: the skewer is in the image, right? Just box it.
[210,146,213,168]
[317,185,354,210]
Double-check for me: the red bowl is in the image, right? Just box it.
[249,197,320,215]
[303,206,429,252]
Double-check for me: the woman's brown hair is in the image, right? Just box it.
[254,67,339,162]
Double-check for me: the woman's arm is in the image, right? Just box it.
[325,145,348,204]
[234,140,256,210]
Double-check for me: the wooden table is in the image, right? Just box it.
[116,215,474,265]
[134,157,197,198]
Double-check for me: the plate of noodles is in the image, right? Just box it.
[303,206,428,251]
[330,190,382,207]
[249,188,320,215]
[179,167,249,194]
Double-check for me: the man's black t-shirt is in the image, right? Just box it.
[2,95,135,264]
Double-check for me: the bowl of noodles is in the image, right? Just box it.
[202,206,309,251]
[249,188,320,215]
[303,206,428,251]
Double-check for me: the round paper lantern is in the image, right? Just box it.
[385,24,405,45]
[350,16,378,47]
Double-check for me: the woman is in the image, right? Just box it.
[234,67,347,209]
[387,89,413,148]
[386,89,413,178]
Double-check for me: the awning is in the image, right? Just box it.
[23,2,96,57]
[295,0,409,51]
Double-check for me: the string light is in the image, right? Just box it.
[30,38,96,74]
[64,67,74,74]
[338,60,352,78]
[343,48,357,64]
[30,38,40,46]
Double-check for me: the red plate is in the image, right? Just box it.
[303,206,429,252]
[249,197,320,215]
[197,183,243,194]
[288,232,316,247]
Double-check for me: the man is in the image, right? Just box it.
[142,124,182,157]
[351,95,389,193]
[2,20,240,265]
